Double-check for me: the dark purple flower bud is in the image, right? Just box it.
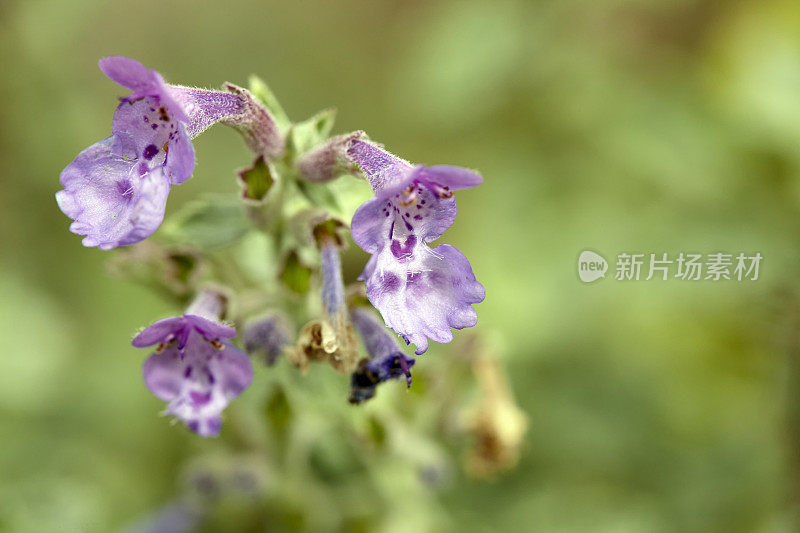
[347,140,485,354]
[243,313,292,366]
[348,307,415,404]
[56,56,274,250]
[297,131,363,183]
[134,288,252,437]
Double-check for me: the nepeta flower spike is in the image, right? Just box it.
[349,307,416,404]
[56,56,282,250]
[134,288,253,437]
[347,140,485,354]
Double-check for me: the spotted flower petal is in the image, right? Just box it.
[351,186,457,253]
[360,243,484,355]
[55,138,170,250]
[142,331,253,437]
[110,97,195,184]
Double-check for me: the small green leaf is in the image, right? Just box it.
[367,416,386,449]
[295,179,341,213]
[264,385,292,433]
[279,250,313,293]
[290,109,336,155]
[312,217,347,247]
[238,156,275,202]
[248,75,291,132]
[162,195,250,249]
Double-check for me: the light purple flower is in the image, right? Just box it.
[347,140,485,354]
[56,56,277,250]
[134,289,253,437]
[349,307,415,404]
[141,332,252,437]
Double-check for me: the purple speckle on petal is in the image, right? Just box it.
[390,234,417,260]
[143,144,159,160]
[116,179,134,201]
[189,390,212,406]
[380,273,401,292]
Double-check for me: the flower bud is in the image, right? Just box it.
[222,83,285,160]
[243,313,293,366]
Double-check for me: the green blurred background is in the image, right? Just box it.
[3,0,800,530]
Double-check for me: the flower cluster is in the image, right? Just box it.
[58,56,486,436]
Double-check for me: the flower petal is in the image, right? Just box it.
[351,197,392,253]
[56,138,171,250]
[363,243,484,354]
[183,314,236,341]
[132,317,187,347]
[164,123,195,184]
[98,56,157,95]
[417,165,483,191]
[142,346,184,402]
[213,343,254,398]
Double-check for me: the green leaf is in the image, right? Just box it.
[162,195,250,250]
[294,179,341,213]
[290,108,336,155]
[248,75,291,132]
[366,416,386,449]
[238,156,275,202]
[264,385,292,434]
[279,250,313,294]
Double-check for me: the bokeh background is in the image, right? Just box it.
[3,0,800,531]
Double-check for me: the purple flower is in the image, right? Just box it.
[133,289,253,437]
[141,333,252,437]
[56,56,278,250]
[349,308,415,404]
[347,140,485,354]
